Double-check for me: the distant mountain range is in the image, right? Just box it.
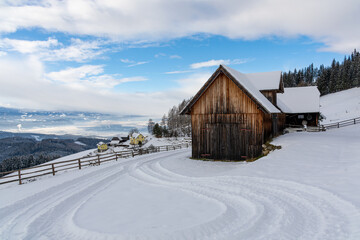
[0,130,84,141]
[0,106,148,136]
[0,106,147,173]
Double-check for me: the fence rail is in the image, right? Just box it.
[321,117,360,130]
[0,143,190,186]
[284,116,360,132]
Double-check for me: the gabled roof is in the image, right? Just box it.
[110,140,120,144]
[132,133,143,138]
[277,86,320,113]
[181,65,281,115]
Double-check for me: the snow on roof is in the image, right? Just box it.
[244,71,282,91]
[132,133,143,138]
[110,140,120,145]
[222,65,281,113]
[277,86,320,113]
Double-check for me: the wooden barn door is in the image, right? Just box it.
[206,123,248,160]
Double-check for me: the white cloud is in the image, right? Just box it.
[170,55,182,59]
[44,38,105,62]
[120,58,149,67]
[118,77,147,83]
[191,59,229,69]
[0,37,105,62]
[155,53,182,59]
[0,0,359,53]
[127,61,149,67]
[45,65,147,91]
[154,53,166,58]
[190,58,249,69]
[0,37,58,54]
[120,59,133,64]
[164,70,193,74]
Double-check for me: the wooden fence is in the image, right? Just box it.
[284,116,360,132]
[321,116,360,130]
[0,143,190,186]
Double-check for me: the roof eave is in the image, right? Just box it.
[283,111,320,114]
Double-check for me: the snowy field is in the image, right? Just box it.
[1,123,360,239]
[320,87,360,123]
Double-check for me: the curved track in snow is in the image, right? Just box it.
[0,149,359,240]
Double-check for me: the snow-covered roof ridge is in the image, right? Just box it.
[277,86,320,113]
[244,71,282,91]
[221,65,281,113]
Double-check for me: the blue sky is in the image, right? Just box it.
[0,0,358,131]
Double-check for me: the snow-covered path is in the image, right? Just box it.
[1,126,360,239]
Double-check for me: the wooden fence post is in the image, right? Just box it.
[167,146,169,151]
[18,170,22,185]
[116,154,118,161]
[132,151,134,157]
[98,155,101,165]
[78,159,82,170]
[52,164,55,176]
[354,119,356,124]
[338,123,340,128]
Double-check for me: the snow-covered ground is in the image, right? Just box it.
[320,87,360,123]
[1,123,360,239]
[1,89,360,239]
[142,136,191,148]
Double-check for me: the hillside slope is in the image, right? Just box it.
[320,87,360,123]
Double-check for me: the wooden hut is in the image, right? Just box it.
[180,65,285,160]
[277,86,320,126]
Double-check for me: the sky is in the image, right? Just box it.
[0,0,359,126]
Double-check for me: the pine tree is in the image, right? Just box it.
[152,123,162,138]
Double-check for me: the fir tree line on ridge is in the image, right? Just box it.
[282,49,360,95]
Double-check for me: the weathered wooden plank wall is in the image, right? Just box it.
[277,113,286,132]
[261,90,278,106]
